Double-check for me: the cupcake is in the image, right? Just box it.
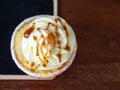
[10,15,77,79]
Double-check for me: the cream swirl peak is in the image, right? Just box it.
[22,16,76,70]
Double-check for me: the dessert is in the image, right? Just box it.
[10,15,77,79]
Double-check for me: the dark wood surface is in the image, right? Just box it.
[0,0,120,90]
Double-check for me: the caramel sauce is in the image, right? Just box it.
[65,28,69,37]
[42,51,49,67]
[42,41,46,49]
[36,43,39,56]
[55,25,58,30]
[45,22,55,30]
[62,23,69,37]
[37,28,41,31]
[57,40,61,52]
[41,34,44,38]
[58,46,61,49]
[57,40,61,45]
[47,33,55,48]
[33,35,40,56]
[55,25,59,38]
[57,40,62,62]
[57,53,61,63]
[43,64,47,67]
[65,44,70,51]
[33,35,37,41]
[44,58,49,64]
[30,69,35,72]
[55,31,60,38]
[55,18,69,37]
[24,25,35,38]
[45,22,51,30]
[46,59,49,63]
[55,18,60,22]
[55,18,71,52]
[31,62,35,67]
[48,50,51,56]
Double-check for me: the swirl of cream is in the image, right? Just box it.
[22,16,76,70]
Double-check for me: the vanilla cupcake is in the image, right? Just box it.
[11,15,77,79]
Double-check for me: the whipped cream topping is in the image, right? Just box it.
[22,16,76,70]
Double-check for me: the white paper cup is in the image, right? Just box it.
[10,15,77,80]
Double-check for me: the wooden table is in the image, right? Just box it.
[0,0,120,89]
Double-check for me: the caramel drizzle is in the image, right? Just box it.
[44,21,62,63]
[24,23,35,38]
[33,35,37,41]
[57,39,62,62]
[57,40,61,45]
[33,35,39,56]
[42,56,49,67]
[37,28,41,31]
[55,18,71,62]
[43,33,56,66]
[57,53,61,63]
[41,34,52,67]
[46,33,55,48]
[55,25,60,38]
[43,22,57,65]
[33,34,47,67]
[42,41,49,67]
[45,22,55,30]
[39,35,49,67]
[65,44,70,51]
[36,42,39,56]
[31,62,35,67]
[55,18,69,37]
[33,36,48,67]
[54,20,62,63]
[55,18,70,51]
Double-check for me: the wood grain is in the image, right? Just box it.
[0,0,120,90]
